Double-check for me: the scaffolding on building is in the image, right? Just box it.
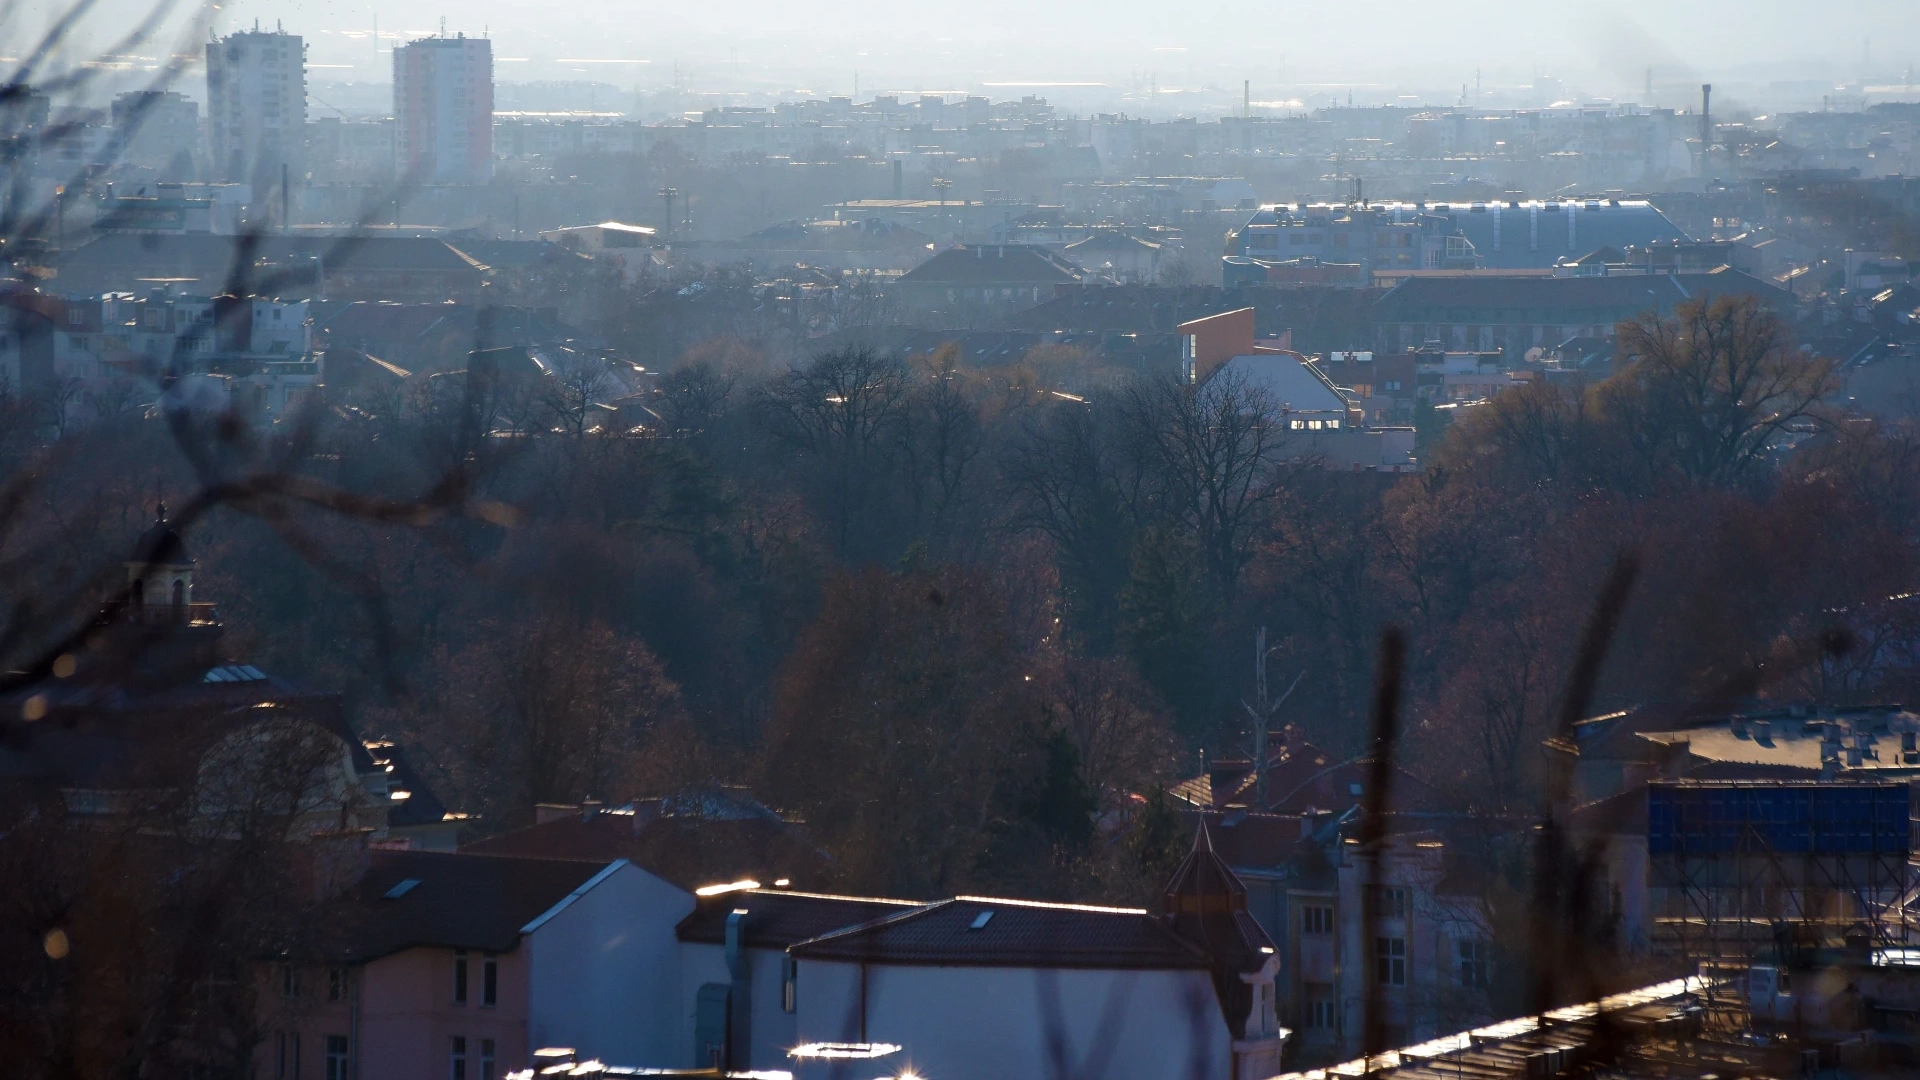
[1647,779,1916,966]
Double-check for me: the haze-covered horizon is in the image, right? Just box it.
[20,0,1920,116]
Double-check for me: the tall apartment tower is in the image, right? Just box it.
[205,27,305,188]
[393,34,493,184]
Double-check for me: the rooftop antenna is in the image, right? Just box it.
[1241,626,1304,809]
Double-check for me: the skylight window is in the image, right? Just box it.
[969,910,994,930]
[384,878,421,899]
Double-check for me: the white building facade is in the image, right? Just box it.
[206,28,305,187]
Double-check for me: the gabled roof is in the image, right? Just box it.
[676,889,924,947]
[291,851,620,963]
[1212,351,1349,413]
[898,244,1081,286]
[1064,232,1162,254]
[788,895,1211,970]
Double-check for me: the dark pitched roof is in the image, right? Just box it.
[789,896,1211,970]
[1162,822,1274,973]
[133,509,190,566]
[1376,270,1790,319]
[898,244,1081,285]
[1065,232,1161,254]
[676,889,923,947]
[292,851,616,963]
[446,239,589,270]
[55,234,488,295]
[363,740,451,828]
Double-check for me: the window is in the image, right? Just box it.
[277,1032,302,1080]
[782,954,798,1013]
[1302,905,1334,935]
[281,965,301,999]
[1375,936,1406,985]
[324,1036,348,1080]
[328,968,344,1001]
[453,950,468,1004]
[1368,886,1410,919]
[1310,998,1337,1029]
[1458,939,1491,989]
[450,1036,467,1080]
[482,953,497,1006]
[480,1039,496,1080]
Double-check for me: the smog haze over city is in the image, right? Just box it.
[8,0,1920,1079]
[39,0,1920,118]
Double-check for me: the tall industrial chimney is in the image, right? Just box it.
[1700,84,1712,147]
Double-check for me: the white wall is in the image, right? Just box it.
[679,943,798,1069]
[525,861,694,1066]
[794,961,1238,1080]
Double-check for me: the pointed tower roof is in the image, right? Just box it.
[1163,820,1274,961]
[1162,819,1277,1041]
[131,503,191,568]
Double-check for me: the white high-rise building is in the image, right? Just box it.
[393,34,493,184]
[205,27,305,188]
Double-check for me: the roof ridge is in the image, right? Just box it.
[787,898,950,948]
[746,889,923,906]
[952,895,1149,915]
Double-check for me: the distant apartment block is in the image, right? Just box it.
[206,28,305,187]
[394,35,493,184]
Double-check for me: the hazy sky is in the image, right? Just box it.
[24,0,1919,111]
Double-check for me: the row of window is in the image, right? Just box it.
[1296,903,1491,989]
[453,950,498,1006]
[273,1031,498,1080]
[449,1036,499,1080]
[272,1031,347,1080]
[1373,936,1492,988]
